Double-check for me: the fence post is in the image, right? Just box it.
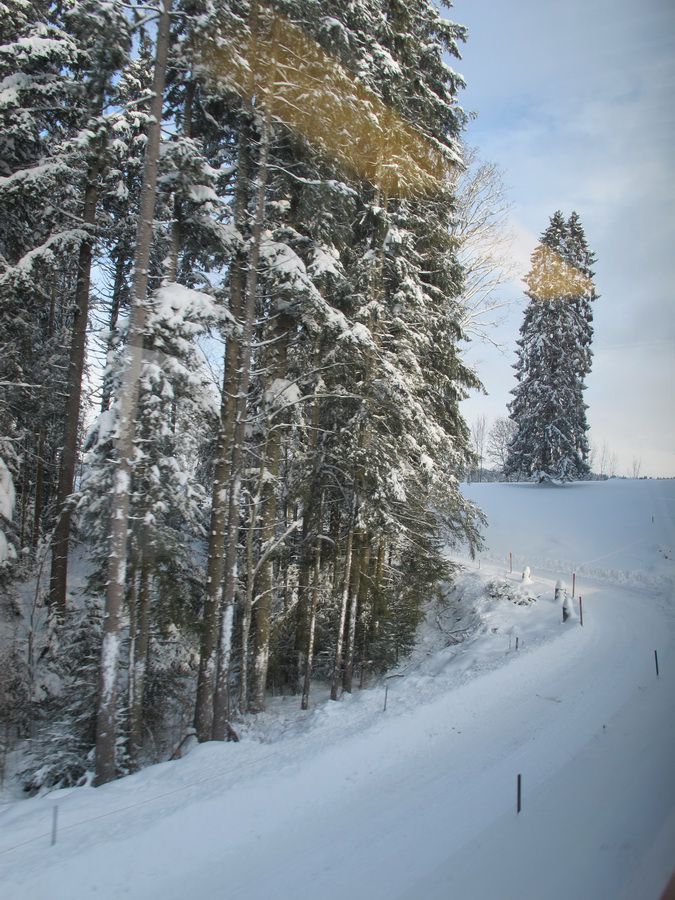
[579,596,583,627]
[655,650,659,677]
[572,572,576,598]
[509,552,513,574]
[517,774,522,813]
[51,805,58,847]
[383,683,389,711]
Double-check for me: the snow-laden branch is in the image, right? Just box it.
[252,518,302,581]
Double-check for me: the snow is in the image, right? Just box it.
[0,530,10,566]
[186,184,219,205]
[151,282,231,329]
[0,458,15,565]
[0,161,69,191]
[1,480,673,898]
[98,634,119,705]
[263,378,301,410]
[343,321,375,347]
[464,479,674,592]
[0,457,15,522]
[259,234,310,280]
[308,244,342,279]
[0,72,34,108]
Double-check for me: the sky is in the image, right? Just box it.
[450,0,675,477]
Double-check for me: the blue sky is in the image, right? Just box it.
[450,0,675,476]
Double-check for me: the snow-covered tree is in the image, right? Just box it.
[47,0,131,615]
[505,212,597,482]
[0,0,81,559]
[21,601,106,793]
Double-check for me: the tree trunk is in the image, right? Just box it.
[250,322,291,712]
[18,438,29,548]
[31,429,45,549]
[343,532,369,692]
[300,492,323,710]
[293,386,322,695]
[359,545,377,687]
[371,540,386,642]
[330,511,356,702]
[32,282,54,548]
[167,81,195,283]
[100,248,128,413]
[294,525,312,694]
[127,560,137,758]
[193,134,250,741]
[129,556,151,767]
[94,0,171,787]
[238,492,258,712]
[48,151,101,616]
[211,106,271,741]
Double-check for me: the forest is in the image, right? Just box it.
[0,0,490,788]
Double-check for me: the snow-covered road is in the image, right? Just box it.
[1,481,674,899]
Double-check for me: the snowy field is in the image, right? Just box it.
[1,479,673,899]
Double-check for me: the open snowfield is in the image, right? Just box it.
[1,479,673,899]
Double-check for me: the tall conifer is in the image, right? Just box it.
[506,212,597,482]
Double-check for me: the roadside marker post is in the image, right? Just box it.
[572,572,576,598]
[655,650,659,677]
[51,806,58,847]
[517,774,522,813]
[579,596,583,627]
[509,552,513,573]
[383,684,389,711]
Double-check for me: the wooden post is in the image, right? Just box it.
[579,596,583,627]
[655,650,659,677]
[383,683,389,711]
[517,774,522,813]
[572,572,576,598]
[509,552,513,573]
[515,636,519,651]
[51,805,58,846]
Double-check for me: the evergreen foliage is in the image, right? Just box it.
[22,602,105,792]
[505,212,597,482]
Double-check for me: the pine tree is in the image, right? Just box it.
[0,0,80,558]
[505,212,597,482]
[47,0,131,616]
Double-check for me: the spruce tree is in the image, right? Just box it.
[505,212,597,482]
